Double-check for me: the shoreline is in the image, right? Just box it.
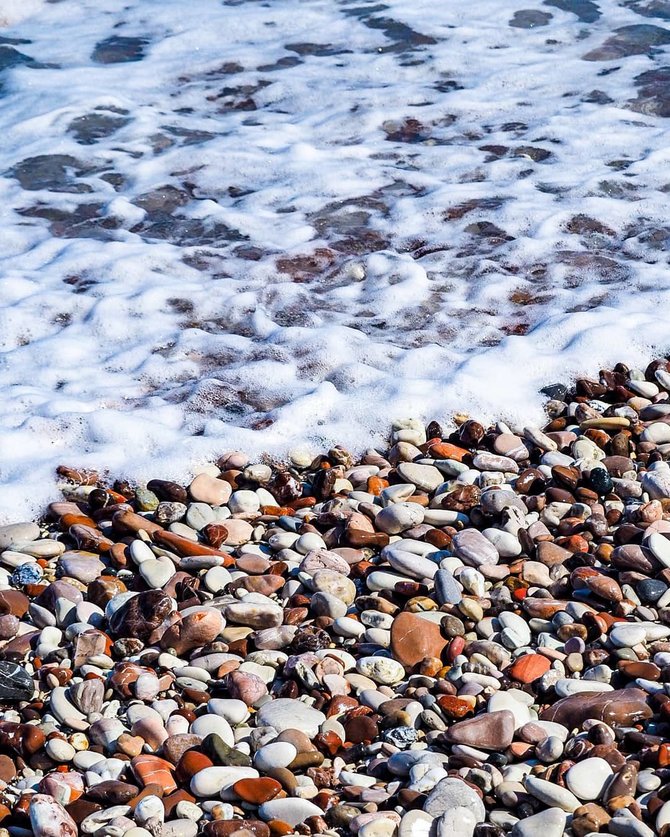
[1,358,670,834]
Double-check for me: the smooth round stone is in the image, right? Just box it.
[45,738,76,762]
[487,693,532,729]
[637,578,667,603]
[647,532,670,568]
[255,699,326,737]
[384,547,438,580]
[535,735,563,763]
[129,540,155,565]
[396,463,443,491]
[294,532,327,554]
[0,523,40,550]
[228,490,261,514]
[311,591,348,619]
[565,757,613,801]
[376,503,425,535]
[140,558,175,588]
[204,566,233,593]
[554,680,613,697]
[452,529,499,566]
[641,422,670,444]
[657,801,670,832]
[524,776,580,812]
[254,741,297,771]
[58,555,105,584]
[399,810,435,837]
[359,818,398,837]
[334,617,366,638]
[434,569,462,605]
[207,699,249,725]
[224,600,283,629]
[436,808,478,837]
[498,611,531,648]
[610,625,647,647]
[190,766,258,797]
[642,470,670,499]
[258,798,324,827]
[186,503,216,531]
[311,569,356,604]
[510,807,566,837]
[190,715,234,746]
[482,529,521,558]
[356,656,405,685]
[638,770,661,793]
[223,519,253,546]
[423,777,486,821]
[189,474,232,506]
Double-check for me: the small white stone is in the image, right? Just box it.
[565,757,613,801]
[356,656,405,685]
[254,741,297,771]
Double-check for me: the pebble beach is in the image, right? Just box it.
[5,0,670,836]
[1,363,670,836]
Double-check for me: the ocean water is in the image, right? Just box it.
[1,0,670,520]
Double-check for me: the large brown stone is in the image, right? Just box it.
[541,688,652,729]
[445,709,515,751]
[390,612,447,670]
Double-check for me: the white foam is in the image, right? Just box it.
[0,0,669,521]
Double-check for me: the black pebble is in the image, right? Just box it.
[589,469,613,495]
[541,383,567,400]
[637,578,667,604]
[0,661,34,701]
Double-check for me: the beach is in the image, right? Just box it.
[1,0,670,519]
[3,0,670,834]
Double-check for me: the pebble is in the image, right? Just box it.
[255,699,326,737]
[565,756,613,801]
[10,364,670,837]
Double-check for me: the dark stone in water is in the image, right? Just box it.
[9,154,100,193]
[545,0,601,23]
[541,383,567,400]
[583,24,670,60]
[625,0,670,21]
[0,46,45,71]
[509,10,553,27]
[91,36,149,64]
[68,110,131,145]
[0,662,34,701]
[629,66,670,116]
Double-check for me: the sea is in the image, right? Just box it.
[1,0,670,520]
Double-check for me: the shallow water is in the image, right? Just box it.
[1,0,670,520]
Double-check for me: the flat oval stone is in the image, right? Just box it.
[524,776,580,812]
[190,766,258,797]
[452,529,499,567]
[255,699,325,737]
[540,688,652,728]
[446,710,515,750]
[510,808,566,837]
[233,777,282,804]
[396,463,443,491]
[423,777,485,821]
[390,611,448,670]
[258,798,324,827]
[189,474,232,506]
[565,757,613,801]
[0,662,34,700]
